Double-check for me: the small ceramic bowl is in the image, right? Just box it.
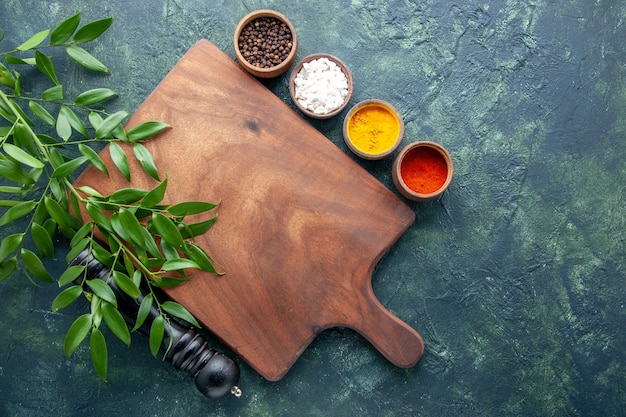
[392,141,454,201]
[234,9,298,78]
[288,53,353,119]
[342,99,404,160]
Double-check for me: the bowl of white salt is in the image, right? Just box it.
[288,53,353,119]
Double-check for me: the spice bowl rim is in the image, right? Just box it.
[288,53,354,120]
[392,141,454,202]
[233,9,298,78]
[342,99,405,160]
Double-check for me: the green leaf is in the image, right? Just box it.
[29,101,56,126]
[28,167,44,185]
[20,248,54,283]
[11,99,33,125]
[91,294,102,327]
[14,123,38,156]
[51,12,81,45]
[64,313,92,358]
[16,29,50,51]
[112,124,127,141]
[73,17,113,44]
[96,111,129,138]
[132,269,142,287]
[149,314,164,357]
[132,294,153,332]
[0,234,23,263]
[88,111,103,130]
[52,156,87,178]
[35,50,59,85]
[161,258,199,271]
[65,44,110,73]
[86,279,117,307]
[159,240,180,261]
[77,185,104,198]
[151,213,184,249]
[152,276,190,288]
[78,144,108,176]
[58,264,86,287]
[3,143,44,169]
[47,147,65,169]
[0,257,18,282]
[31,222,55,258]
[69,190,82,224]
[50,176,66,200]
[108,188,148,205]
[51,285,83,312]
[121,209,148,249]
[89,197,118,214]
[60,105,87,137]
[13,72,22,96]
[90,328,108,381]
[0,200,36,226]
[161,301,200,327]
[67,239,89,265]
[86,202,112,232]
[4,55,35,65]
[0,159,29,184]
[75,88,117,106]
[0,94,17,121]
[44,196,70,229]
[0,62,16,89]
[88,199,118,212]
[133,143,160,181]
[139,227,161,258]
[41,84,64,101]
[8,126,34,156]
[101,301,131,346]
[183,243,219,274]
[70,222,93,248]
[42,215,57,237]
[126,121,170,142]
[0,186,21,194]
[113,271,141,299]
[91,242,113,268]
[180,215,218,239]
[142,177,167,208]
[167,201,218,217]
[65,238,89,265]
[56,106,72,141]
[108,142,130,181]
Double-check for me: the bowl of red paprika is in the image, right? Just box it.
[392,141,454,202]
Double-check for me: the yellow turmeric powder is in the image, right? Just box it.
[347,103,400,155]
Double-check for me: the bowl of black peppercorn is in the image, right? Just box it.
[234,9,298,78]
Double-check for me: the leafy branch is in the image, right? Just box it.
[0,12,221,382]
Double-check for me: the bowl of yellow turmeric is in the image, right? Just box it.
[342,99,404,160]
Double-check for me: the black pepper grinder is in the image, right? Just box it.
[70,249,241,399]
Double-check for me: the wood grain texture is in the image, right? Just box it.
[73,39,424,381]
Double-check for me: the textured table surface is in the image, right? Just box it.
[1,1,624,416]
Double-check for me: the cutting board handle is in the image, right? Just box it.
[351,285,425,368]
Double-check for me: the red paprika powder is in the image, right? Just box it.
[400,146,448,194]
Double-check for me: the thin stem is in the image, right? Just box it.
[6,93,110,115]
[1,41,76,57]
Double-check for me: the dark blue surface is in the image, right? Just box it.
[1,1,625,416]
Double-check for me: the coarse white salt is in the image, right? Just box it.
[293,57,349,115]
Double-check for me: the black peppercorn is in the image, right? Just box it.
[238,16,292,68]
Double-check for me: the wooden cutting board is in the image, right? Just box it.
[73,39,424,381]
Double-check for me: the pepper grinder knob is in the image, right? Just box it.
[70,250,241,399]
